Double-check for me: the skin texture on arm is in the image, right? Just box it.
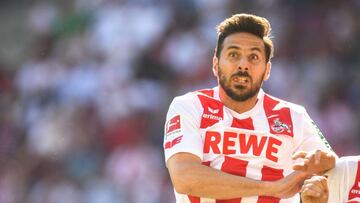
[167,152,308,199]
[301,176,328,203]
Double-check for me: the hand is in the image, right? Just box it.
[292,150,336,175]
[301,176,329,203]
[267,171,309,199]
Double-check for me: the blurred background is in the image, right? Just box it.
[0,0,359,202]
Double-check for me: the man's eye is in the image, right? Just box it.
[229,52,238,58]
[250,54,259,60]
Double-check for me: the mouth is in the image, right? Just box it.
[232,76,250,85]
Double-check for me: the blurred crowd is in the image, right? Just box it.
[0,0,359,202]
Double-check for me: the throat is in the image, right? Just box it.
[219,88,259,114]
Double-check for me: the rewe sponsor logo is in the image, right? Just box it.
[203,131,282,162]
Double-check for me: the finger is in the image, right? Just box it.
[314,150,322,165]
[293,159,309,171]
[293,164,306,171]
[304,175,325,184]
[303,182,324,194]
[318,176,329,192]
[303,176,329,198]
[306,152,315,161]
[301,187,321,197]
[292,151,307,160]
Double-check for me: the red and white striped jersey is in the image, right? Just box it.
[326,156,360,203]
[164,87,334,203]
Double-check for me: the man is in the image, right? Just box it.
[301,156,360,203]
[163,13,336,202]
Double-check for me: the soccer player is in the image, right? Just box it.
[301,156,360,203]
[164,13,337,202]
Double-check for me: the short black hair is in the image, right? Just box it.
[216,13,274,62]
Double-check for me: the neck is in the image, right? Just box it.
[219,87,259,114]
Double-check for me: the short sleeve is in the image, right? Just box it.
[163,94,203,163]
[294,109,336,155]
[326,156,360,202]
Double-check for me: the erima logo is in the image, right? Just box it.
[202,114,223,121]
[203,107,222,121]
[351,189,360,194]
[351,185,360,194]
[271,118,291,133]
[208,107,219,114]
[347,197,360,202]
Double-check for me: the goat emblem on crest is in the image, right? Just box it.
[271,118,291,133]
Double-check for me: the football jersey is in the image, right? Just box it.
[164,87,334,203]
[326,156,360,203]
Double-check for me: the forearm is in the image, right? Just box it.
[166,152,293,199]
[169,162,270,199]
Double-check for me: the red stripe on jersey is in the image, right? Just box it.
[197,89,215,97]
[216,199,241,203]
[231,117,254,130]
[347,160,360,201]
[216,156,248,203]
[202,161,211,167]
[188,196,200,203]
[198,94,224,129]
[164,135,183,149]
[187,161,212,203]
[257,165,284,203]
[263,95,294,137]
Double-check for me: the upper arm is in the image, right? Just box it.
[166,152,202,194]
[166,152,202,174]
[163,96,203,163]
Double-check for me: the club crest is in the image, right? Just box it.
[271,118,291,133]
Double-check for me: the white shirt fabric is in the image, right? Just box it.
[164,87,334,203]
[326,156,360,203]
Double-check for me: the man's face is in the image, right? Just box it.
[214,32,270,101]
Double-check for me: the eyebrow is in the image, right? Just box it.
[226,46,263,53]
[250,47,262,53]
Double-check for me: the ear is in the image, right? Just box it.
[212,55,219,77]
[263,62,271,81]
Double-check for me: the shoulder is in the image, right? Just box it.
[337,156,360,169]
[169,88,220,113]
[171,88,218,106]
[327,156,359,178]
[171,91,198,105]
[263,93,307,115]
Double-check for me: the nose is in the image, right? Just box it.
[237,57,249,71]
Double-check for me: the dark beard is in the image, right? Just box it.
[218,67,264,102]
